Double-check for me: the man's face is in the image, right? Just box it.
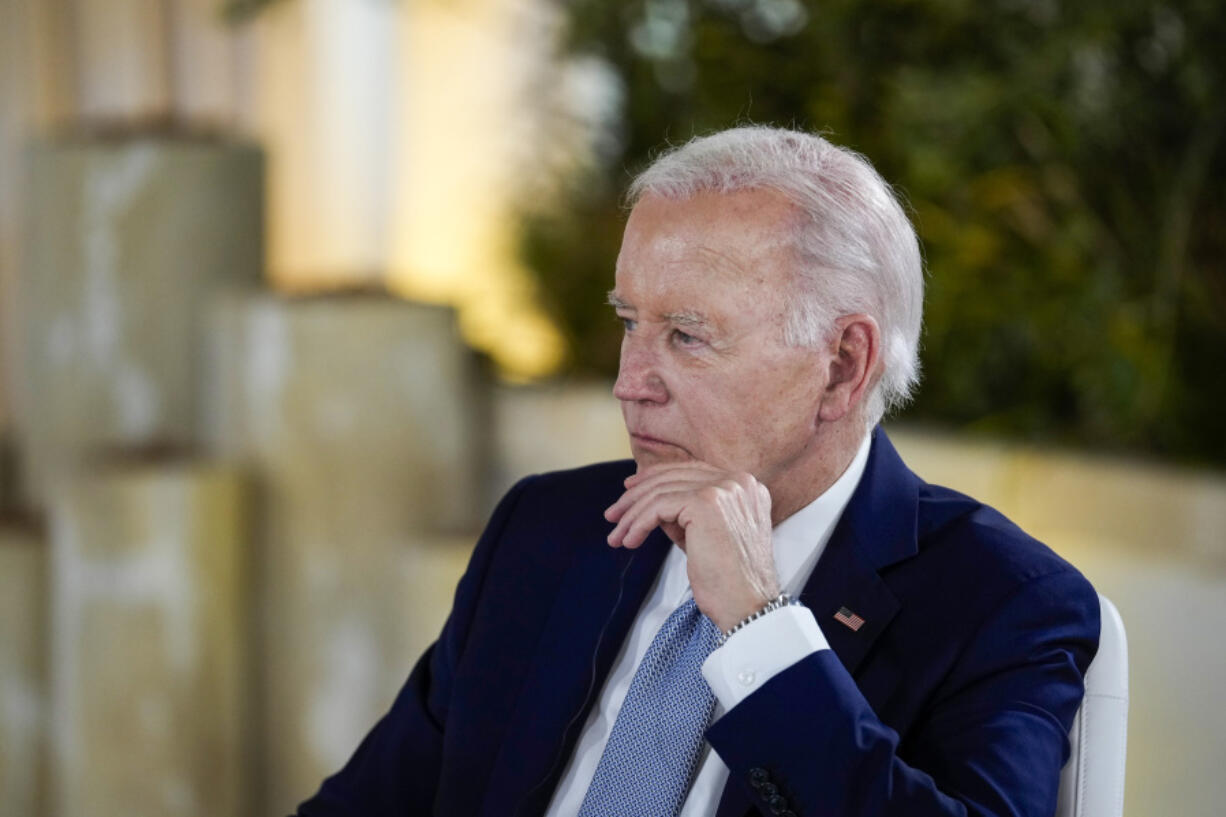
[611,190,830,498]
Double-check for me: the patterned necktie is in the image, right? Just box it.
[577,597,722,817]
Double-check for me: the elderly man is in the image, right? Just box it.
[297,127,1099,817]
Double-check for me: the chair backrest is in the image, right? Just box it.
[1055,593,1129,817]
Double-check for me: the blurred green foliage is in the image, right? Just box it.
[519,0,1226,466]
[220,0,288,25]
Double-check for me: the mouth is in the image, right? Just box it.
[628,432,689,455]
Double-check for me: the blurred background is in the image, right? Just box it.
[0,0,1222,815]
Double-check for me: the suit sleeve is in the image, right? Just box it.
[706,568,1100,817]
[294,475,539,817]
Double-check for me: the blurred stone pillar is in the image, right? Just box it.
[202,291,484,814]
[0,517,48,817]
[70,0,171,122]
[490,381,628,505]
[0,432,16,510]
[13,138,263,508]
[48,458,249,817]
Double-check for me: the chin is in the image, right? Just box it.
[630,446,693,470]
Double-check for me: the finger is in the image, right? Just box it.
[606,480,706,527]
[623,460,724,488]
[619,474,770,551]
[612,463,734,512]
[608,487,675,547]
[606,473,714,522]
[608,488,691,549]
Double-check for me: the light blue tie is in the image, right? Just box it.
[578,597,722,817]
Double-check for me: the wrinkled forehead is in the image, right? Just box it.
[611,195,807,341]
[617,190,804,285]
[625,189,801,237]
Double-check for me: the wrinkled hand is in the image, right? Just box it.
[604,462,780,632]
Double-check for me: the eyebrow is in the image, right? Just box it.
[664,310,708,328]
[606,292,710,329]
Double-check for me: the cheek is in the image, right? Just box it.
[767,351,826,411]
[681,374,766,442]
[733,367,824,445]
[672,350,823,452]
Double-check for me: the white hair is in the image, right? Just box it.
[626,126,924,427]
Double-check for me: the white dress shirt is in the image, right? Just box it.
[544,434,872,817]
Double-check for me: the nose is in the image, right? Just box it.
[613,335,668,404]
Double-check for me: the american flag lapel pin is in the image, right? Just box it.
[834,606,866,632]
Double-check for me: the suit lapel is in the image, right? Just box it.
[482,525,673,817]
[714,429,920,817]
[802,428,918,674]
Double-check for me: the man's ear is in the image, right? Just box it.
[817,314,882,423]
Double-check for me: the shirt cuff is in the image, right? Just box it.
[701,604,830,711]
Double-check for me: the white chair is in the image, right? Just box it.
[1056,593,1129,817]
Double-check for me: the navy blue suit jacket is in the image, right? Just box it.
[297,429,1100,817]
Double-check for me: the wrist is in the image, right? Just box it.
[708,583,780,632]
[716,592,799,646]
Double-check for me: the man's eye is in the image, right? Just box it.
[672,329,702,347]
[620,317,637,332]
